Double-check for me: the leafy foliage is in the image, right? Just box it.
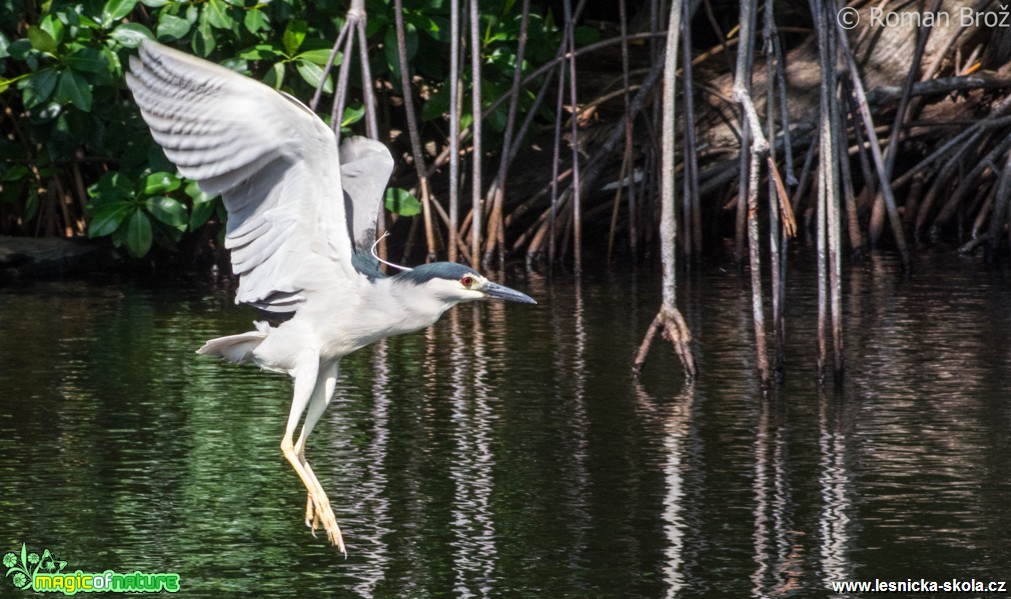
[0,0,572,257]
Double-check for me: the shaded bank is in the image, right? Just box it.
[0,236,111,280]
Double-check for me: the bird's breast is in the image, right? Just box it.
[286,283,446,362]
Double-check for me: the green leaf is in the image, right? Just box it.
[263,62,284,88]
[186,180,217,230]
[88,200,132,237]
[385,187,421,217]
[156,14,191,40]
[184,179,211,202]
[488,105,508,132]
[407,14,451,42]
[145,196,188,231]
[384,23,418,89]
[295,48,336,66]
[56,69,92,111]
[23,187,39,220]
[21,68,59,108]
[205,0,234,29]
[102,0,138,26]
[244,9,269,34]
[40,14,65,45]
[8,39,32,60]
[189,199,215,230]
[238,44,282,60]
[90,171,134,201]
[219,57,248,74]
[110,23,153,47]
[142,171,181,195]
[341,104,364,127]
[399,22,420,60]
[283,20,307,55]
[137,142,170,174]
[33,102,62,124]
[27,26,58,55]
[295,59,331,93]
[65,47,107,73]
[1,165,29,182]
[125,209,153,256]
[192,16,216,56]
[76,12,102,31]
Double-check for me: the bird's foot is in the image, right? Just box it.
[282,438,346,554]
[305,494,320,534]
[305,488,345,555]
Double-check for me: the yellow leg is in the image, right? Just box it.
[299,444,323,534]
[281,435,345,555]
[281,358,344,554]
[305,493,318,533]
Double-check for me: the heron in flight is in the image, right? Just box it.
[126,40,535,555]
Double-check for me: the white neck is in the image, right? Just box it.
[374,277,456,336]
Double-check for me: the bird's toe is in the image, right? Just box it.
[305,493,317,532]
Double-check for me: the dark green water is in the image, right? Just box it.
[2,252,1011,597]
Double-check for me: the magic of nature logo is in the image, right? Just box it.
[3,543,180,594]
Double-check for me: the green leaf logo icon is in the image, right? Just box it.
[3,544,34,590]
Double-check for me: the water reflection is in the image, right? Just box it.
[447,307,497,596]
[632,382,695,598]
[555,277,590,584]
[346,339,392,597]
[818,390,854,592]
[2,252,1011,597]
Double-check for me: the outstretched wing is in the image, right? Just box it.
[126,39,355,313]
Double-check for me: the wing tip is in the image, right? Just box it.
[339,137,394,169]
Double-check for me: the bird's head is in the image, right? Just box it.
[391,262,536,307]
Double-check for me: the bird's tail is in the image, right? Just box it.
[197,321,270,364]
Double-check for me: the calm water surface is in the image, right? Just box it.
[2,252,1011,597]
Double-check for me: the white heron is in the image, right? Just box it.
[126,39,535,555]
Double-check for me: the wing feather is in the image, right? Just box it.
[339,137,395,249]
[126,39,356,313]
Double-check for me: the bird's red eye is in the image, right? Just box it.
[461,275,474,288]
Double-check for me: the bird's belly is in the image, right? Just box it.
[246,318,354,371]
[318,325,395,361]
[317,314,436,361]
[252,305,437,371]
